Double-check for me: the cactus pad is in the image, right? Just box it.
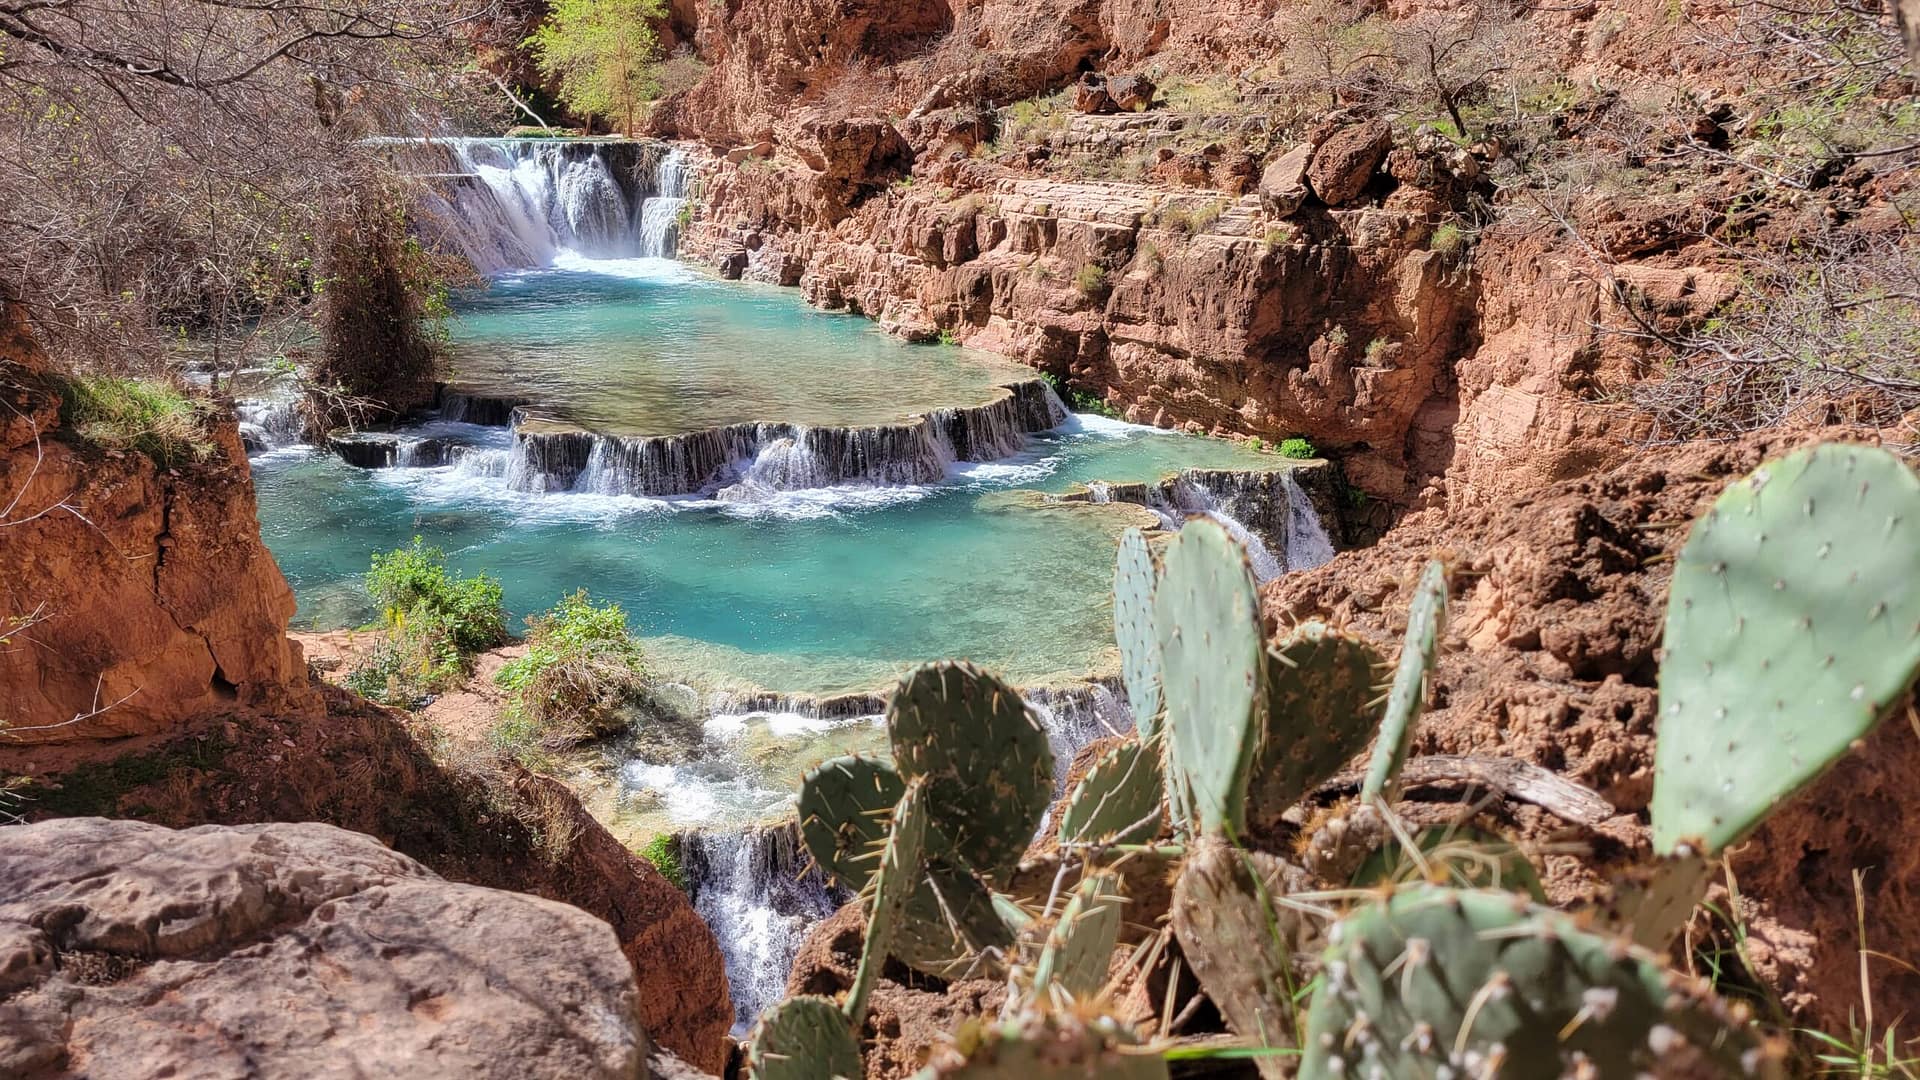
[924,1010,1168,1080]
[1058,740,1164,847]
[888,661,1055,884]
[1248,621,1383,829]
[798,755,907,892]
[1655,444,1920,856]
[1300,886,1777,1080]
[748,995,863,1080]
[1031,871,1124,1001]
[1155,518,1266,836]
[1171,836,1309,1077]
[1350,823,1547,901]
[893,862,1019,980]
[1604,850,1714,951]
[1361,559,1448,804]
[1115,526,1164,741]
[847,777,930,1028]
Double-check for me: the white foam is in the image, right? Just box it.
[549,251,699,282]
[1056,411,1164,438]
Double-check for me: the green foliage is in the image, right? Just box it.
[56,375,213,466]
[1001,91,1072,143]
[1299,886,1772,1079]
[526,0,667,136]
[347,538,507,708]
[936,327,960,346]
[1429,221,1470,255]
[366,537,508,654]
[1361,559,1448,804]
[1654,444,1920,857]
[1152,198,1228,237]
[1278,437,1316,459]
[639,833,687,891]
[13,736,228,820]
[1074,262,1110,300]
[1042,371,1119,417]
[494,589,647,747]
[1263,224,1294,250]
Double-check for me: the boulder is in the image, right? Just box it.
[716,247,749,279]
[1258,143,1314,217]
[1072,72,1115,114]
[1305,119,1392,207]
[792,114,912,185]
[1106,73,1156,112]
[0,818,652,1079]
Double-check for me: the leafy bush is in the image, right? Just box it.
[342,610,463,708]
[57,375,213,466]
[1429,221,1470,255]
[366,537,508,654]
[1279,437,1317,459]
[640,833,688,891]
[494,590,648,749]
[1152,197,1228,238]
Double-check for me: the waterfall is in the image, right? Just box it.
[1166,478,1286,583]
[500,379,1065,498]
[236,398,305,452]
[680,824,844,1034]
[1281,471,1336,572]
[1025,680,1135,796]
[636,150,689,259]
[408,138,686,272]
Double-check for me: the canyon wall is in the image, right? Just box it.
[655,0,1761,509]
[0,303,317,745]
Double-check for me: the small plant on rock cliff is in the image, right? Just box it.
[1279,437,1316,459]
[56,374,213,466]
[495,589,648,747]
[639,833,688,891]
[1074,263,1110,301]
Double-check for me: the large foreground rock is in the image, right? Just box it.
[0,818,653,1079]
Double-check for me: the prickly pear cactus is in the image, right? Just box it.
[921,1009,1169,1080]
[1031,871,1124,1001]
[1155,518,1266,837]
[798,755,906,893]
[1655,444,1920,856]
[1057,740,1164,847]
[1604,849,1717,952]
[748,995,863,1080]
[1171,836,1310,1079]
[1300,886,1778,1080]
[1114,526,1164,742]
[893,862,1021,980]
[889,661,1055,884]
[1248,621,1383,829]
[847,777,930,1027]
[1361,559,1448,804]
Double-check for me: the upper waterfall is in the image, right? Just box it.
[411,138,689,273]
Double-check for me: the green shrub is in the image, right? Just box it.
[494,590,648,748]
[640,833,688,891]
[1279,437,1317,459]
[1263,224,1294,250]
[1043,371,1119,418]
[57,375,213,466]
[1074,263,1110,299]
[366,537,508,654]
[342,611,463,707]
[1430,221,1470,255]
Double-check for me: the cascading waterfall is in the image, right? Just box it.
[237,398,305,453]
[636,149,689,259]
[1165,478,1287,582]
[679,824,844,1034]
[411,138,684,272]
[1025,679,1135,795]
[1281,470,1337,572]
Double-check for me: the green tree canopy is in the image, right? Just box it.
[526,0,666,136]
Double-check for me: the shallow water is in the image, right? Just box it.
[448,257,1034,434]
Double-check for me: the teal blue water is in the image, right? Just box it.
[252,260,1283,694]
[453,256,1031,433]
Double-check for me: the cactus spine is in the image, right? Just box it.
[1248,620,1384,830]
[1361,558,1448,804]
[1170,837,1308,1079]
[1030,871,1124,1002]
[798,754,907,893]
[919,1011,1169,1080]
[1114,526,1164,742]
[1057,740,1164,848]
